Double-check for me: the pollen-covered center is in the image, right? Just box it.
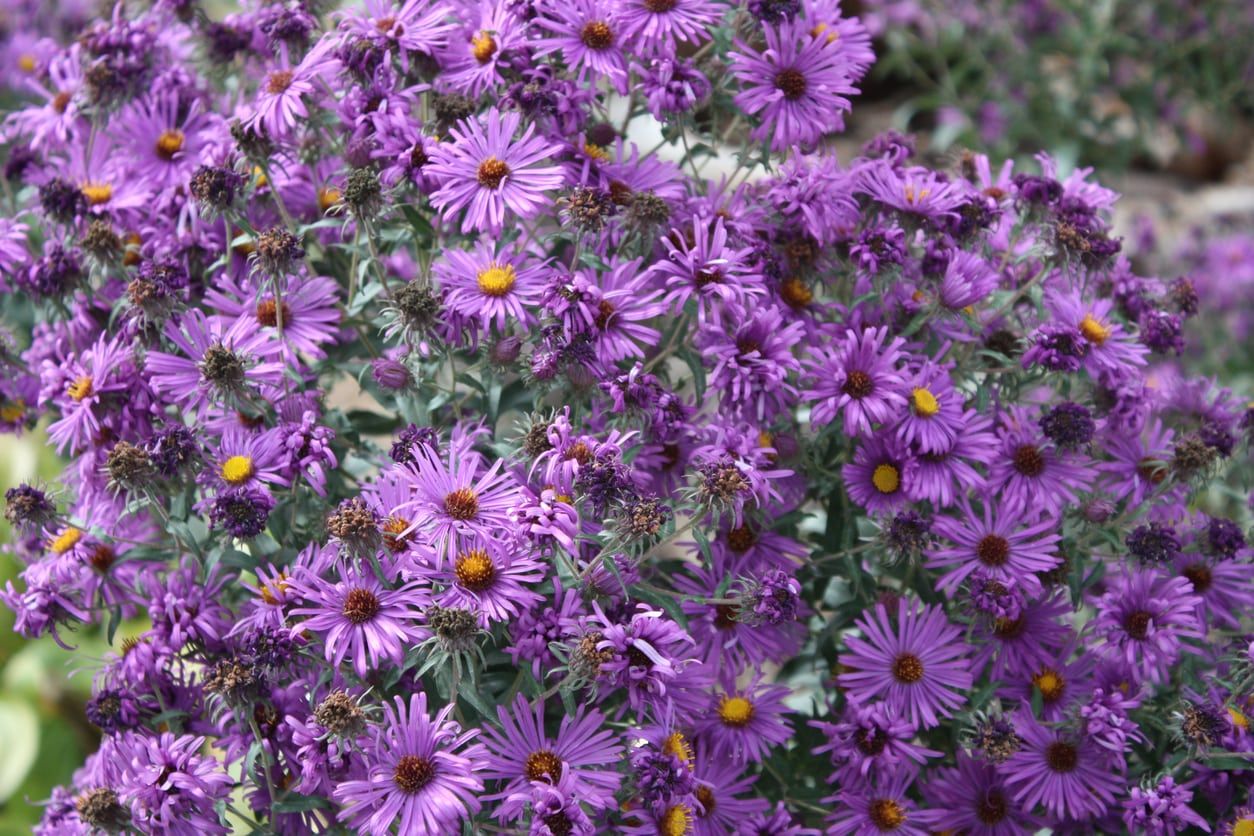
[50,526,83,554]
[1045,741,1078,772]
[580,21,614,49]
[477,264,517,297]
[1012,444,1045,477]
[1032,667,1066,702]
[1181,563,1212,592]
[454,547,496,592]
[393,754,436,793]
[476,157,511,189]
[892,652,924,683]
[382,516,411,552]
[341,587,380,624]
[81,182,113,206]
[67,376,94,402]
[774,68,807,101]
[868,798,907,831]
[444,487,480,520]
[644,0,677,11]
[471,32,497,64]
[524,749,562,782]
[872,463,900,494]
[266,70,294,95]
[155,129,185,160]
[976,534,1011,567]
[718,695,755,727]
[220,454,255,485]
[842,370,874,399]
[911,387,940,417]
[1078,313,1110,345]
[659,804,692,836]
[255,298,293,327]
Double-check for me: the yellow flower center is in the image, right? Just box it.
[18,54,36,73]
[318,186,341,213]
[1229,706,1250,731]
[455,548,496,592]
[66,376,94,402]
[471,32,497,63]
[1233,819,1254,836]
[872,464,900,494]
[260,572,289,605]
[50,527,83,554]
[911,387,940,418]
[477,264,517,297]
[0,399,26,422]
[809,22,839,43]
[659,804,693,836]
[155,129,185,160]
[583,142,611,162]
[718,695,755,727]
[903,185,930,205]
[253,166,268,188]
[662,731,694,764]
[220,455,255,485]
[1032,668,1066,702]
[1078,313,1110,345]
[80,182,113,206]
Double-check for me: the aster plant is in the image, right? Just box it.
[0,0,1250,834]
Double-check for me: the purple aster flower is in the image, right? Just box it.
[1044,288,1147,376]
[535,0,630,94]
[618,0,719,52]
[1022,322,1090,372]
[333,693,487,835]
[921,751,1044,835]
[202,425,290,491]
[690,751,770,835]
[1001,714,1124,821]
[1121,776,1209,835]
[438,3,528,98]
[675,566,804,673]
[480,694,623,820]
[146,309,286,420]
[396,443,521,563]
[928,496,1061,597]
[114,92,221,195]
[592,602,696,713]
[1091,568,1203,685]
[987,408,1094,518]
[434,535,544,627]
[288,563,432,678]
[1174,552,1254,631]
[730,19,860,151]
[435,238,545,331]
[427,109,565,234]
[736,802,820,836]
[698,303,804,421]
[825,772,943,835]
[806,325,909,436]
[838,598,973,729]
[205,273,342,361]
[972,592,1074,679]
[208,486,276,539]
[113,731,233,834]
[544,259,667,365]
[859,161,966,220]
[892,363,967,454]
[842,432,918,515]
[691,673,793,764]
[42,331,136,454]
[652,217,765,323]
[811,700,940,784]
[937,250,1000,311]
[636,58,711,120]
[246,38,339,138]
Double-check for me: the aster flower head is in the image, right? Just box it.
[730,19,862,151]
[812,699,940,784]
[1092,568,1203,685]
[427,109,566,234]
[288,563,432,679]
[435,237,545,332]
[1001,714,1123,822]
[693,673,794,764]
[113,731,234,834]
[807,325,909,437]
[593,602,696,712]
[825,772,943,835]
[838,597,974,729]
[333,692,487,835]
[927,496,1061,597]
[481,695,623,820]
[535,0,630,94]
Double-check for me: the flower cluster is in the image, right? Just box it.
[0,0,1250,834]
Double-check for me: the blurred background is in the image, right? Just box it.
[1,0,1253,830]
